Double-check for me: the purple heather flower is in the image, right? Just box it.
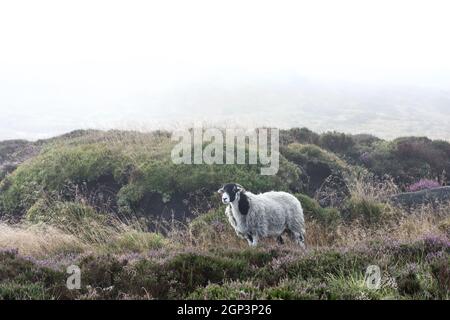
[407,179,440,192]
[425,250,446,263]
[359,152,371,164]
[0,248,19,256]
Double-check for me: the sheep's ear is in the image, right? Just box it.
[217,188,224,194]
[235,184,244,192]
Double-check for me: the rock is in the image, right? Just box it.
[390,186,450,209]
[315,174,350,208]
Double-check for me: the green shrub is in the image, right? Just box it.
[188,281,262,300]
[0,250,71,299]
[319,132,356,155]
[223,249,280,268]
[166,253,249,292]
[253,250,371,288]
[263,278,325,300]
[280,128,320,146]
[26,199,103,225]
[189,208,229,233]
[0,281,50,300]
[324,272,397,300]
[117,160,294,213]
[0,144,128,216]
[135,135,299,195]
[430,256,450,298]
[78,254,127,293]
[107,230,167,253]
[396,272,422,296]
[295,194,341,226]
[342,198,385,223]
[283,143,345,166]
[286,251,370,280]
[116,252,252,299]
[26,199,113,240]
[282,144,348,193]
[363,137,450,187]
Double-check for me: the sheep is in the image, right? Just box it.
[217,183,306,248]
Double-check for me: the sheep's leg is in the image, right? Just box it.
[290,231,306,249]
[250,235,259,247]
[277,235,284,245]
[235,229,246,239]
[246,233,258,247]
[246,234,254,246]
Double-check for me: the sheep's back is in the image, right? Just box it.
[248,192,304,234]
[253,191,302,214]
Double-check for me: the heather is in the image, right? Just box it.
[0,199,448,300]
[0,232,448,300]
[407,179,441,192]
[0,128,449,300]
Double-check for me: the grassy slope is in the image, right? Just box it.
[0,130,301,220]
[0,128,449,300]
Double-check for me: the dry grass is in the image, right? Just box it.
[1,170,448,258]
[393,203,450,241]
[2,192,449,257]
[1,205,448,258]
[297,173,448,249]
[0,214,170,257]
[304,201,449,249]
[347,170,400,202]
[0,223,86,257]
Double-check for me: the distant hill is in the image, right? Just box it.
[1,79,450,141]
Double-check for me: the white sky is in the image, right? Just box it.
[1,0,450,139]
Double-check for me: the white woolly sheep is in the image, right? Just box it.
[218,183,306,248]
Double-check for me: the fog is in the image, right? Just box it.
[1,0,450,140]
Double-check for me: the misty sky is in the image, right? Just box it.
[1,0,450,140]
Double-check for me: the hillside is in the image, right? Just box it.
[1,128,450,220]
[0,128,449,300]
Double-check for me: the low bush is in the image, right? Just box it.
[0,281,50,300]
[342,198,386,223]
[106,231,168,254]
[319,131,356,155]
[407,179,441,192]
[429,256,450,299]
[188,280,263,300]
[295,194,341,226]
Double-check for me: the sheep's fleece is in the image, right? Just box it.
[218,183,306,247]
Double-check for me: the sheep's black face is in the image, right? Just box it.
[218,183,242,205]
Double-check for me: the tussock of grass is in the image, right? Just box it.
[0,282,49,300]
[0,223,85,257]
